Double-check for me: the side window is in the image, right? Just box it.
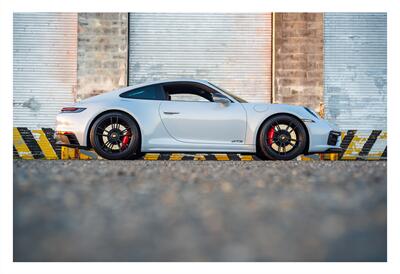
[163,83,217,102]
[170,93,209,102]
[120,84,164,100]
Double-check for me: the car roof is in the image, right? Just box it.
[126,79,211,90]
[113,78,240,103]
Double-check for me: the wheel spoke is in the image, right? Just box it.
[105,141,111,149]
[97,127,108,133]
[289,125,298,134]
[102,140,110,150]
[107,141,114,150]
[96,130,108,136]
[292,139,302,145]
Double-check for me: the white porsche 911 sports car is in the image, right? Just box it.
[55,79,342,160]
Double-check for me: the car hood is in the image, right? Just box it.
[243,102,306,112]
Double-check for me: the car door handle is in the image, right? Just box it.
[163,111,180,115]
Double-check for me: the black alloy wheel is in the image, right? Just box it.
[258,114,307,160]
[90,112,140,160]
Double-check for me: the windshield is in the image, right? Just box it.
[207,82,248,103]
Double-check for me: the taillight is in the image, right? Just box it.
[61,107,86,113]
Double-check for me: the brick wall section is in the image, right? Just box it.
[274,13,324,112]
[77,13,128,101]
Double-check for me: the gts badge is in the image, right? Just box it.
[231,140,243,143]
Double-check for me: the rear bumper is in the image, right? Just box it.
[55,131,87,149]
[55,106,100,147]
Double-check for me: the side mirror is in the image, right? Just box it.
[213,95,230,106]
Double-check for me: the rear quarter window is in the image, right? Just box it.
[120,84,164,100]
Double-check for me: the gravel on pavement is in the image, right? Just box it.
[13,160,387,261]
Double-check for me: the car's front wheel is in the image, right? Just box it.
[257,114,307,160]
[90,111,140,160]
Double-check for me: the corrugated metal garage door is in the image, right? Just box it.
[14,13,77,128]
[128,13,272,102]
[324,13,387,130]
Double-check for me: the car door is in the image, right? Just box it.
[159,84,247,144]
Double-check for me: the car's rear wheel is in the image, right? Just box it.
[90,112,140,160]
[257,114,307,160]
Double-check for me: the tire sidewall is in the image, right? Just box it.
[90,112,140,160]
[258,115,307,160]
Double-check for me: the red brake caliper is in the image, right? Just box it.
[267,127,275,145]
[121,130,131,150]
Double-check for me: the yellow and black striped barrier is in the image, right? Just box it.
[325,130,387,161]
[13,127,61,160]
[13,127,387,161]
[142,153,256,161]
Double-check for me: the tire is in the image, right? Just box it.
[257,114,307,160]
[89,112,140,160]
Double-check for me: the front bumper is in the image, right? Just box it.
[324,147,344,153]
[314,131,343,153]
[304,119,342,154]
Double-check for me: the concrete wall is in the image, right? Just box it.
[274,13,324,113]
[77,13,128,101]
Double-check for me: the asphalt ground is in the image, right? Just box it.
[13,160,387,262]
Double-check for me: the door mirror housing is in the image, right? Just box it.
[213,94,230,105]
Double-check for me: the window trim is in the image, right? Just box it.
[161,81,233,103]
[119,84,166,101]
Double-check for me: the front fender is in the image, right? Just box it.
[243,104,317,147]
